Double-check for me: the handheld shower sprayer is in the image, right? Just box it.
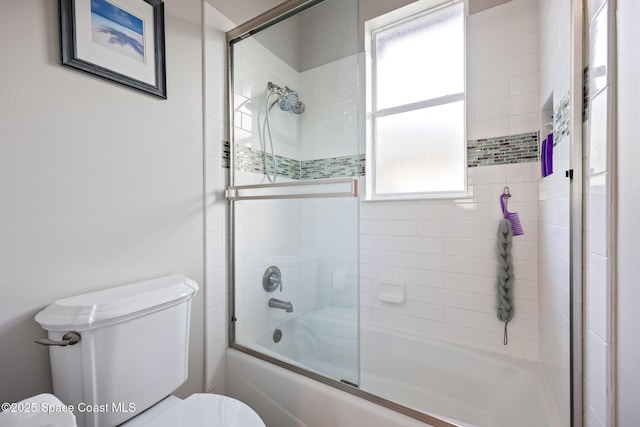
[262,81,306,183]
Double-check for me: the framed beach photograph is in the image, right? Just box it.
[59,0,167,98]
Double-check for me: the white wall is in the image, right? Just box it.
[616,0,640,424]
[0,0,205,403]
[254,0,359,72]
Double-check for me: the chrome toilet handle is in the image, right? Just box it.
[35,332,81,347]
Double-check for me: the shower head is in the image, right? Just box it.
[292,101,305,114]
[267,81,305,114]
[278,87,299,112]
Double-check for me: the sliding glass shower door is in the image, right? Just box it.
[229,181,359,385]
[227,0,361,387]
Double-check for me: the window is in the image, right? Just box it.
[366,0,466,200]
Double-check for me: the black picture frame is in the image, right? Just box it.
[59,0,167,99]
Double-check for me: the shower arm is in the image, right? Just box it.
[267,81,282,93]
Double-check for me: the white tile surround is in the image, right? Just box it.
[223,0,543,364]
[360,162,540,360]
[466,0,540,140]
[359,0,541,361]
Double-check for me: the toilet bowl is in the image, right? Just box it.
[1,394,264,427]
[121,394,264,427]
[0,393,76,427]
[34,275,265,427]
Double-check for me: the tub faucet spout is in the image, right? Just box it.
[268,298,293,313]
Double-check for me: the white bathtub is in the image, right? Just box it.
[227,308,562,427]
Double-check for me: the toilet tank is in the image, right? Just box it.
[35,275,199,427]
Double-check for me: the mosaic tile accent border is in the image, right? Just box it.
[233,144,300,179]
[222,140,230,169]
[301,155,365,180]
[467,132,539,167]
[225,132,540,177]
[554,92,571,143]
[583,66,590,122]
[274,155,301,180]
[224,141,364,179]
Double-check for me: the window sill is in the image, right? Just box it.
[363,186,474,202]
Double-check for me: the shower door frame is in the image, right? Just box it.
[570,1,584,426]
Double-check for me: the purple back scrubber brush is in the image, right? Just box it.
[500,187,524,236]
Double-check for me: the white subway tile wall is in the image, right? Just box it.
[467,0,540,140]
[233,38,302,164]
[360,162,539,360]
[538,0,572,424]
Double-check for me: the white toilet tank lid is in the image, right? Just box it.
[35,275,199,331]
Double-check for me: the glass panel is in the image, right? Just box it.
[589,6,608,94]
[375,2,464,110]
[230,0,360,387]
[231,0,360,187]
[233,195,359,385]
[374,101,465,195]
[589,89,608,174]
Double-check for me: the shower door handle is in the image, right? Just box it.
[225,177,359,201]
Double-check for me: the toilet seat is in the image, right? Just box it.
[122,394,265,427]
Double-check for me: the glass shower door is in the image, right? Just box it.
[226,0,361,388]
[229,179,360,386]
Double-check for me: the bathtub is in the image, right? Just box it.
[227,308,562,427]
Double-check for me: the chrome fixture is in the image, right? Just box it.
[263,266,282,292]
[261,81,306,183]
[35,332,81,347]
[267,81,306,114]
[268,298,293,313]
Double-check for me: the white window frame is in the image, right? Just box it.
[365,0,467,201]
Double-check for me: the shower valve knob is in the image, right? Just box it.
[263,266,282,293]
[268,274,282,291]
